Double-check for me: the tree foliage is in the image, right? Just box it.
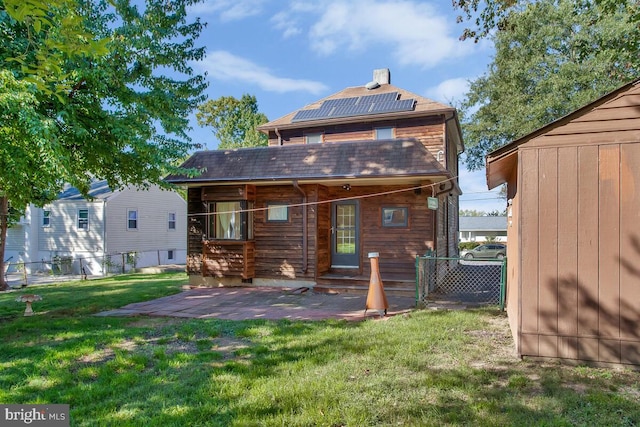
[459,0,640,169]
[197,94,269,149]
[0,0,208,289]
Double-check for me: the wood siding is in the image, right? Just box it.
[511,84,640,365]
[187,187,205,275]
[267,117,446,164]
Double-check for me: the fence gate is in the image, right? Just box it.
[416,255,507,307]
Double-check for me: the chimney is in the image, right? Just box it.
[373,68,390,85]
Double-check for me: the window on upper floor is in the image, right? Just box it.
[168,212,176,230]
[207,201,254,240]
[305,133,323,144]
[375,127,394,140]
[127,209,138,230]
[78,208,89,230]
[42,210,51,227]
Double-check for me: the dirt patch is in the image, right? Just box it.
[212,337,252,359]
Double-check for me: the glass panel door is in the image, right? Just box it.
[331,201,359,267]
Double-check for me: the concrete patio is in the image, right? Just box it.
[96,286,417,321]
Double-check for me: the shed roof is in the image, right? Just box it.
[165,138,450,185]
[486,78,640,189]
[459,216,507,232]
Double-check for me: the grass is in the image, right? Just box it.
[1,272,639,426]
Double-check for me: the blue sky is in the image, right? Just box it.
[183,0,506,214]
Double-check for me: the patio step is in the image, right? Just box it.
[314,276,415,297]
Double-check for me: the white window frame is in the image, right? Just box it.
[305,132,323,144]
[78,208,89,230]
[42,210,51,227]
[167,212,176,231]
[375,127,394,140]
[127,209,138,231]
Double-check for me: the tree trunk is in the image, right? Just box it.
[0,196,9,291]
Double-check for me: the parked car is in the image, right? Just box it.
[462,244,506,260]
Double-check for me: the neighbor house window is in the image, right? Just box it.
[168,212,176,230]
[267,203,288,222]
[127,209,138,230]
[168,250,174,260]
[375,127,394,139]
[208,201,253,240]
[78,208,89,230]
[382,207,408,227]
[42,210,50,227]
[305,133,323,144]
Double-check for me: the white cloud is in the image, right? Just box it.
[275,0,472,69]
[199,51,329,94]
[426,78,470,104]
[271,12,302,38]
[189,0,266,22]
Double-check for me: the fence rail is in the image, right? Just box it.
[4,249,185,288]
[416,255,507,308]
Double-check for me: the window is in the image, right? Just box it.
[127,209,138,230]
[305,133,323,144]
[375,127,394,140]
[168,212,176,230]
[267,203,288,222]
[78,209,89,230]
[207,201,253,240]
[42,210,50,227]
[168,250,174,260]
[382,207,408,227]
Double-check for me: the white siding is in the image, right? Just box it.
[6,225,25,251]
[38,201,105,255]
[104,185,186,256]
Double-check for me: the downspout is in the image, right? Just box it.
[275,128,283,146]
[292,180,308,274]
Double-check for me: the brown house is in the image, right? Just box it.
[166,69,463,294]
[486,79,640,366]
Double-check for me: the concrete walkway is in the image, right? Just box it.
[96,286,417,321]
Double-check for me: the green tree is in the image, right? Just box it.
[197,94,269,149]
[460,0,640,169]
[0,0,207,290]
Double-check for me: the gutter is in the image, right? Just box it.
[292,180,308,274]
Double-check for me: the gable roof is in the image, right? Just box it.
[57,180,117,201]
[459,216,507,232]
[486,78,640,189]
[258,83,456,131]
[165,138,450,185]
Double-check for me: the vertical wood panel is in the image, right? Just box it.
[557,147,578,336]
[538,148,559,334]
[520,149,540,335]
[577,146,600,336]
[598,145,621,339]
[619,144,640,342]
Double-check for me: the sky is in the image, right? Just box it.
[182,0,506,214]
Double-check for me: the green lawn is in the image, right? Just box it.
[1,273,639,426]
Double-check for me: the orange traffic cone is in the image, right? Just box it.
[365,252,388,317]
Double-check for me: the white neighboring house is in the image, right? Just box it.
[4,180,186,275]
[458,216,507,243]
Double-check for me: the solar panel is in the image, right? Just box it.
[359,92,399,104]
[370,98,415,113]
[291,93,415,122]
[323,97,359,109]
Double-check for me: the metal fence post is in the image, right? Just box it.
[499,257,507,311]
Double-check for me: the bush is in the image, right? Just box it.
[459,242,481,251]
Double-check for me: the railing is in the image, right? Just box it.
[416,254,507,308]
[4,249,185,288]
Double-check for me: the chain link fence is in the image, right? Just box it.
[4,249,185,288]
[416,255,507,307]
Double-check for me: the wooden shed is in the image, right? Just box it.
[486,79,640,366]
